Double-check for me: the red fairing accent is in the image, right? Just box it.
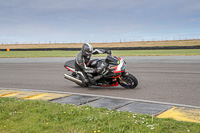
[113,65,124,73]
[65,66,75,72]
[109,75,121,78]
[109,66,124,73]
[86,60,90,66]
[100,82,119,87]
[112,57,124,73]
[114,69,124,73]
[117,57,121,61]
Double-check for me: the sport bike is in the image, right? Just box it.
[64,55,138,89]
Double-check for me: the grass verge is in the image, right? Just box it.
[0,49,200,58]
[0,97,200,133]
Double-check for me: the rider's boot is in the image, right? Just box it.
[93,75,103,81]
[88,77,95,85]
[88,75,103,85]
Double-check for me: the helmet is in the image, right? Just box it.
[81,43,93,57]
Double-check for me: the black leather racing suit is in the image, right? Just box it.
[75,49,110,86]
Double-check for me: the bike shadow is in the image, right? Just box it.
[73,85,139,90]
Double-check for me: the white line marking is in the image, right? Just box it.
[1,87,200,109]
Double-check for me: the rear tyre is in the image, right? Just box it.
[118,74,138,89]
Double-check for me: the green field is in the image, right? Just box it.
[1,49,200,58]
[0,97,199,133]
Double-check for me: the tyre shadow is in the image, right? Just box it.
[72,85,140,91]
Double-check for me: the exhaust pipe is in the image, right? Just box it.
[64,74,82,85]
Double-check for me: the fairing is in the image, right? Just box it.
[105,55,119,65]
[64,60,75,72]
[108,56,126,73]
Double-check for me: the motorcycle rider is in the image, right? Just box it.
[75,43,111,86]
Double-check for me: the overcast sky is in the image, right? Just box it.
[0,0,200,43]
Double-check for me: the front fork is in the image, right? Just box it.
[117,72,129,82]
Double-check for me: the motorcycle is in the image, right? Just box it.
[64,54,138,89]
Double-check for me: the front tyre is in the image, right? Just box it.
[118,74,138,89]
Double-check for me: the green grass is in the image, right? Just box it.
[0,51,79,58]
[0,49,200,58]
[113,49,200,56]
[0,97,199,133]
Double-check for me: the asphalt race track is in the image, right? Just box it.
[0,56,200,107]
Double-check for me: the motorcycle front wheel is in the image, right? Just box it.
[118,74,138,89]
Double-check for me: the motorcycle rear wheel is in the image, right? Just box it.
[118,74,138,89]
